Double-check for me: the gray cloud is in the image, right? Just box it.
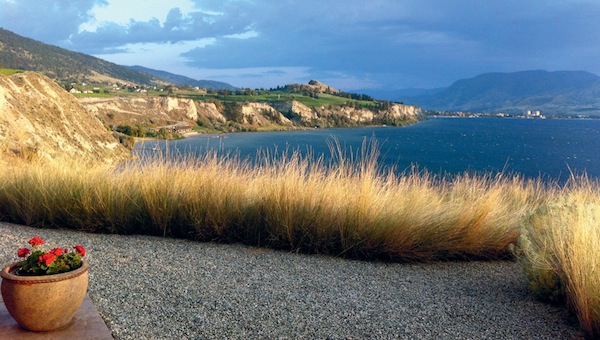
[0,0,104,43]
[179,0,600,88]
[1,0,599,89]
[65,4,254,53]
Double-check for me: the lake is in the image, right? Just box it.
[136,118,600,182]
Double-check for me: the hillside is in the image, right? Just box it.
[0,28,157,86]
[403,70,600,116]
[0,72,129,163]
[0,28,238,91]
[125,66,237,90]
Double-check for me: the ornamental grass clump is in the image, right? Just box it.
[513,177,600,338]
[0,150,540,260]
[14,236,86,276]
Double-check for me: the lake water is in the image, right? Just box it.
[136,118,600,182]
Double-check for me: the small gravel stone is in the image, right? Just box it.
[0,222,583,339]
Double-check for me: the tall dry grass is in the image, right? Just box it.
[0,149,541,260]
[515,176,600,338]
[1,150,598,335]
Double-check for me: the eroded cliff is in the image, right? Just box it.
[80,96,209,126]
[0,72,129,163]
[81,95,421,132]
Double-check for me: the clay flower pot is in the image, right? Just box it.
[1,261,89,332]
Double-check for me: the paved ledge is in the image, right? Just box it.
[0,282,113,340]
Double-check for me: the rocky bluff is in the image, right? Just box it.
[80,87,422,132]
[0,72,129,163]
[0,73,422,163]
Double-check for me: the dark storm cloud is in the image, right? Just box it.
[2,0,600,89]
[180,0,600,87]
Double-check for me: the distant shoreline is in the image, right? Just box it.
[133,122,414,143]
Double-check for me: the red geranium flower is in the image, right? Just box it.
[50,248,63,256]
[39,253,56,266]
[74,245,86,257]
[18,248,31,258]
[28,236,45,248]
[15,236,87,275]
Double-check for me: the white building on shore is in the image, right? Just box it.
[525,109,545,118]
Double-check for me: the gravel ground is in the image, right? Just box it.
[0,222,583,339]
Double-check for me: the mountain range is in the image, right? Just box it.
[398,70,600,116]
[124,65,236,90]
[2,27,600,116]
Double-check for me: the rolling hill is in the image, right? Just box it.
[125,66,237,90]
[402,70,600,116]
[0,27,156,85]
[0,28,236,90]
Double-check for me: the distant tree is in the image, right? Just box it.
[222,102,244,123]
[130,125,146,137]
[113,132,135,149]
[115,124,132,135]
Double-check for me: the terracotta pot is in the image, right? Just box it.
[1,261,89,332]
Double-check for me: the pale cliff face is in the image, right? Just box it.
[240,102,292,126]
[271,101,319,121]
[196,102,226,122]
[78,89,422,133]
[313,103,421,123]
[272,101,420,124]
[387,104,422,118]
[166,96,198,120]
[80,96,233,127]
[0,72,129,163]
[80,96,207,126]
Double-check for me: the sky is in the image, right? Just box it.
[1,0,599,91]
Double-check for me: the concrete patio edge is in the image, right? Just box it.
[0,283,113,340]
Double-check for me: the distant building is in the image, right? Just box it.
[525,109,545,119]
